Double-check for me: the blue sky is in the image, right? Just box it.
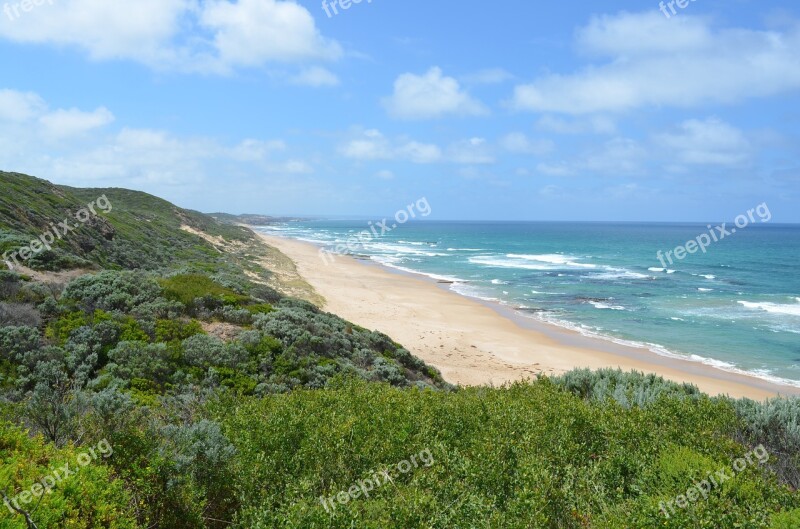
[0,0,798,221]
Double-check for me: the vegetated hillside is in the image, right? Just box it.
[0,171,255,272]
[1,172,799,529]
[209,212,304,225]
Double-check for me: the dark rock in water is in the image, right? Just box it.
[437,280,455,284]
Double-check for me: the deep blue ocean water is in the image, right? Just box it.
[257,221,800,386]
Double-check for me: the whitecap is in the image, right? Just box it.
[738,300,800,317]
[507,253,597,269]
[587,300,626,311]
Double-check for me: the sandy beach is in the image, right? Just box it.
[255,231,800,400]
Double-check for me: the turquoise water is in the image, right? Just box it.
[257,221,800,386]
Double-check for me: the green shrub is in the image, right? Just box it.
[212,380,798,529]
[62,270,163,313]
[0,422,137,528]
[159,274,248,307]
[155,318,205,343]
[771,508,800,529]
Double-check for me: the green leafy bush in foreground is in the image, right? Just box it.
[214,379,799,529]
[0,422,136,528]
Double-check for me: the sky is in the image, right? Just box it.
[0,0,798,222]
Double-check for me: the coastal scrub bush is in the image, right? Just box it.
[160,274,248,308]
[62,270,163,314]
[551,368,702,408]
[0,325,41,361]
[182,334,247,369]
[0,422,137,528]
[0,302,40,327]
[734,397,800,488]
[107,341,172,385]
[771,508,800,528]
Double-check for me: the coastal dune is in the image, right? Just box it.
[256,232,800,400]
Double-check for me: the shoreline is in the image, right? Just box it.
[254,230,800,400]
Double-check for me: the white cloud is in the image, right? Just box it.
[396,141,443,164]
[280,160,314,174]
[39,107,115,138]
[535,115,616,135]
[375,169,395,180]
[340,129,499,164]
[0,89,310,190]
[536,163,575,177]
[0,90,46,122]
[289,66,340,87]
[0,89,115,138]
[339,130,393,160]
[383,67,489,120]
[0,0,342,75]
[0,0,188,65]
[499,133,554,156]
[655,118,750,166]
[339,129,442,163]
[448,137,494,164]
[535,137,646,176]
[576,10,713,56]
[512,12,800,114]
[200,0,341,69]
[229,139,287,161]
[582,138,646,173]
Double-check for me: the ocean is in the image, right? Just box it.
[256,221,800,387]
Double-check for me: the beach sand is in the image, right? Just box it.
[255,232,800,400]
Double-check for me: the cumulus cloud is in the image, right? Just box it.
[383,67,489,120]
[0,90,46,121]
[534,137,646,176]
[39,107,115,138]
[340,129,503,164]
[0,0,341,75]
[289,66,340,87]
[448,138,494,164]
[339,129,442,163]
[655,118,751,166]
[229,139,287,161]
[200,0,341,69]
[499,133,554,156]
[0,88,308,190]
[512,12,800,114]
[0,89,114,138]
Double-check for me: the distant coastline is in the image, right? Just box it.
[254,229,800,400]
